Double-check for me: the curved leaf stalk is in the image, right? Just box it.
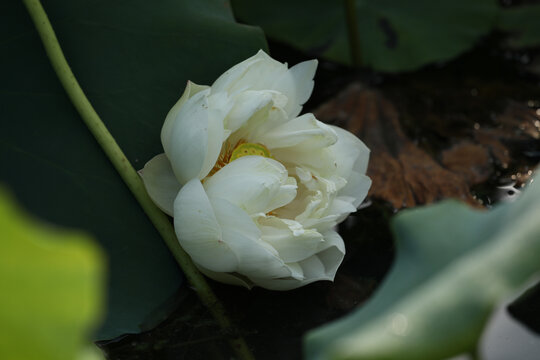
[21,0,254,359]
[343,0,361,66]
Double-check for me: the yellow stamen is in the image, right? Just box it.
[230,142,271,162]
[206,140,272,179]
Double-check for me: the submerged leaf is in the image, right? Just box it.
[231,0,498,72]
[305,170,540,359]
[498,4,540,49]
[0,189,105,360]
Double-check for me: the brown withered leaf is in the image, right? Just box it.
[315,83,476,209]
[441,142,493,186]
[474,128,512,169]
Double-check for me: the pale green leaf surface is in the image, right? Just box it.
[305,171,540,359]
[0,189,105,360]
[77,345,106,360]
[231,0,498,72]
[0,0,267,339]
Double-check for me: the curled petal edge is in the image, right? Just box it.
[139,153,180,216]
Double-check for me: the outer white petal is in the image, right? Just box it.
[248,259,325,290]
[247,230,345,291]
[203,156,296,215]
[196,265,253,289]
[286,262,305,280]
[210,197,292,279]
[266,176,298,212]
[211,50,317,118]
[271,146,336,175]
[161,90,226,184]
[161,90,209,182]
[257,113,337,150]
[197,262,303,290]
[161,81,210,152]
[225,90,275,133]
[258,216,323,263]
[272,59,317,118]
[328,125,371,207]
[301,198,357,232]
[198,92,232,179]
[276,173,342,224]
[283,230,344,286]
[329,125,370,178]
[273,125,369,180]
[173,179,237,272]
[339,172,372,208]
[211,51,271,94]
[139,153,181,216]
[212,50,286,94]
[228,100,289,145]
[313,230,346,279]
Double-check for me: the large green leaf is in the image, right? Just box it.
[231,0,498,72]
[305,170,540,359]
[0,189,105,360]
[0,0,267,340]
[497,4,540,48]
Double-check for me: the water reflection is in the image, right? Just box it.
[494,183,522,203]
[449,281,540,360]
[390,313,409,336]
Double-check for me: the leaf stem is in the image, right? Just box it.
[21,0,254,359]
[343,0,361,66]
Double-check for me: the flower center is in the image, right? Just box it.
[230,142,271,161]
[206,140,272,178]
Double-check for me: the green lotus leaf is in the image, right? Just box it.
[498,4,540,48]
[0,0,267,339]
[231,0,498,72]
[0,189,105,360]
[305,170,540,359]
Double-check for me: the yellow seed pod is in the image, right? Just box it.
[230,142,271,162]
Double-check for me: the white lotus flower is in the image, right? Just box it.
[140,50,371,290]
